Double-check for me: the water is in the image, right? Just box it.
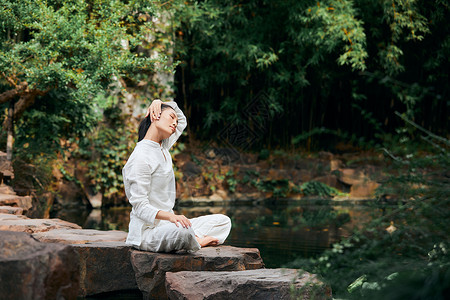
[53,199,379,267]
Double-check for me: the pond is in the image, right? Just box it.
[52,199,381,268]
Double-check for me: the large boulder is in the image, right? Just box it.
[32,227,132,296]
[71,242,137,297]
[165,268,332,300]
[131,246,264,300]
[0,231,79,300]
[0,213,81,233]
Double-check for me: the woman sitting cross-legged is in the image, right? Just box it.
[122,99,231,252]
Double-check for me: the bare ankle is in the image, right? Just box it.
[196,236,219,247]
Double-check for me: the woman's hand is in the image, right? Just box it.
[156,210,192,228]
[169,214,192,228]
[146,99,162,122]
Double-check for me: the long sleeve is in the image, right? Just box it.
[123,160,159,225]
[161,101,187,150]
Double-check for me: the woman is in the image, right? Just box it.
[122,99,231,252]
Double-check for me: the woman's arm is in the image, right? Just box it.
[146,99,187,150]
[125,161,192,228]
[124,160,160,225]
[163,101,187,149]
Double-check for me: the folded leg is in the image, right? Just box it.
[190,214,232,244]
[139,221,201,252]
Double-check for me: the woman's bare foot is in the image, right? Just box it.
[196,236,219,247]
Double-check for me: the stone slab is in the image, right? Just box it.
[0,231,79,300]
[33,228,127,244]
[0,213,81,233]
[131,246,264,300]
[0,205,23,215]
[0,193,32,211]
[165,268,332,300]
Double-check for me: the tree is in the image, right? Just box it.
[0,0,158,160]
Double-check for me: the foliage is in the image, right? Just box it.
[70,96,187,204]
[11,151,55,193]
[11,151,58,217]
[71,96,136,200]
[251,178,291,198]
[298,181,346,198]
[0,0,161,156]
[225,170,238,193]
[0,0,181,207]
[244,174,347,199]
[0,0,157,97]
[13,90,99,159]
[284,124,450,298]
[171,0,449,150]
[298,0,368,71]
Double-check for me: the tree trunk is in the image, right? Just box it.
[181,65,192,144]
[6,100,14,162]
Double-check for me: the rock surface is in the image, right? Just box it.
[0,184,16,195]
[0,213,267,298]
[0,205,23,215]
[0,230,79,300]
[131,246,265,300]
[0,213,81,233]
[72,242,137,296]
[349,181,380,198]
[165,268,332,300]
[313,174,347,191]
[33,228,127,244]
[0,193,32,212]
[0,152,14,182]
[0,209,331,300]
[337,168,366,186]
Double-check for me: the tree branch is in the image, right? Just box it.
[2,88,49,129]
[395,111,450,146]
[1,72,19,87]
[0,81,29,105]
[13,94,36,120]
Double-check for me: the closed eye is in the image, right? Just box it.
[171,113,178,125]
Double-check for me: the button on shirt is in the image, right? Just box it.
[122,101,187,247]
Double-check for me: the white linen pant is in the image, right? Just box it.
[138,214,232,252]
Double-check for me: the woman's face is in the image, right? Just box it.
[154,108,178,139]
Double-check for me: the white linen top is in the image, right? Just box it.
[122,101,187,247]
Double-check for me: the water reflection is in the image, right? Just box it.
[180,201,377,267]
[52,200,377,268]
